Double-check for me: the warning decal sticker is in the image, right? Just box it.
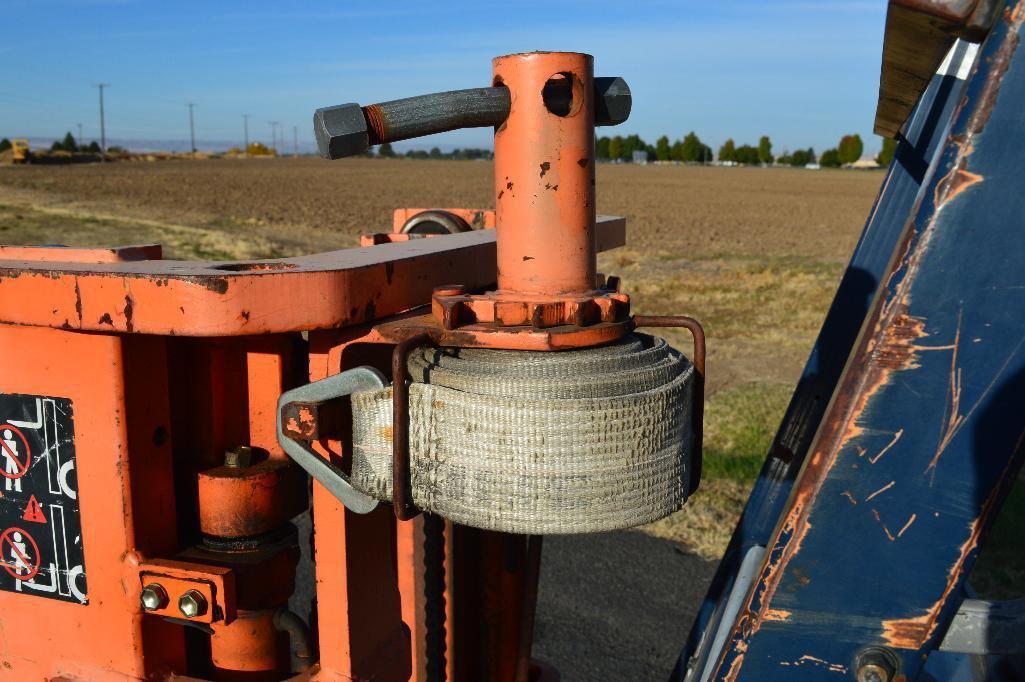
[0,394,86,604]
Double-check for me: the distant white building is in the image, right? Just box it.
[850,157,880,170]
[632,150,648,164]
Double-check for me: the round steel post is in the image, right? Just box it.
[493,52,596,295]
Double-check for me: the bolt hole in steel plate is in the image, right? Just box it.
[542,72,583,117]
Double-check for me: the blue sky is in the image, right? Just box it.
[0,0,887,155]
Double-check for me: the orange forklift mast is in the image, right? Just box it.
[0,52,702,680]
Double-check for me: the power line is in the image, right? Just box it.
[186,102,197,157]
[93,83,109,160]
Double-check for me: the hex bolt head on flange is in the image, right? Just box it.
[178,590,208,618]
[140,583,168,611]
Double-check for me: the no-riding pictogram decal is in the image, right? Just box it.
[0,394,87,604]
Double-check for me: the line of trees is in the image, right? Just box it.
[49,132,102,154]
[372,131,895,168]
[594,131,892,168]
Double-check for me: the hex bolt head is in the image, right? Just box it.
[224,445,254,468]
[594,76,632,126]
[178,589,208,619]
[140,583,168,611]
[855,646,899,682]
[313,103,370,160]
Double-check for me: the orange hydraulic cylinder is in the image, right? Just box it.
[493,52,597,295]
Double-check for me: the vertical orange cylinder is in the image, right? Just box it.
[493,52,596,295]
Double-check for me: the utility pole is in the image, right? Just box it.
[76,123,83,147]
[269,121,280,156]
[293,125,298,157]
[242,114,250,157]
[93,83,109,161]
[186,103,197,158]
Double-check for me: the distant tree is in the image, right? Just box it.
[429,147,442,158]
[378,142,396,158]
[618,134,646,161]
[0,138,10,152]
[669,139,683,162]
[758,136,773,164]
[718,138,737,163]
[789,147,816,166]
[607,136,623,161]
[85,141,101,153]
[876,137,897,167]
[819,148,842,167]
[735,144,760,165]
[680,131,704,162]
[655,135,670,161]
[595,136,611,160]
[62,132,78,152]
[837,134,864,164]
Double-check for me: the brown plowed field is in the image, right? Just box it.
[0,157,877,260]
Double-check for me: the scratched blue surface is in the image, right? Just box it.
[677,29,979,682]
[710,4,1025,679]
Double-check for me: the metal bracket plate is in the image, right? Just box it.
[277,366,386,514]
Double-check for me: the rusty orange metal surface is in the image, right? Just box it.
[210,608,287,677]
[493,52,596,295]
[0,324,185,679]
[197,459,304,538]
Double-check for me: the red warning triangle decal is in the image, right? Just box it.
[22,495,46,524]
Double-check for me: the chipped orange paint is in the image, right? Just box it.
[762,608,792,622]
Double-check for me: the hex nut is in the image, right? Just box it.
[224,445,254,468]
[178,589,209,619]
[140,583,169,611]
[594,76,631,126]
[313,103,369,159]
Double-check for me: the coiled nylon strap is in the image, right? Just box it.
[351,333,694,534]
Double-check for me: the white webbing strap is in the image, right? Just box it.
[350,334,694,534]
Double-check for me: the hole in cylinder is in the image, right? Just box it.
[542,73,582,117]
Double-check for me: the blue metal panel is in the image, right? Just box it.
[676,36,979,682]
[709,3,1025,679]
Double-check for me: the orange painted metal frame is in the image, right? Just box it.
[0,50,640,681]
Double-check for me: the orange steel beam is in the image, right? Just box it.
[0,217,624,337]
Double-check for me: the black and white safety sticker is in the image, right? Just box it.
[0,394,86,604]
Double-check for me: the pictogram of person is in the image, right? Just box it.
[9,531,30,577]
[2,429,22,492]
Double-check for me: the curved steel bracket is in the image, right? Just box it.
[277,366,386,514]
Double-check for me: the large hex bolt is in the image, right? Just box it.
[140,583,168,611]
[178,589,209,619]
[313,103,369,160]
[594,76,631,126]
[313,70,631,160]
